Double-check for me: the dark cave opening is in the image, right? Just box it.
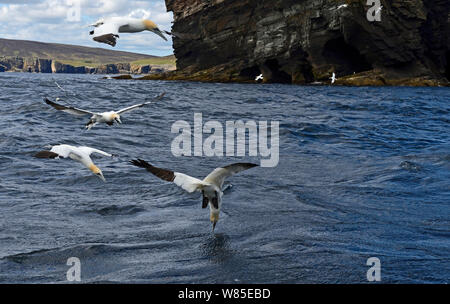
[239,65,261,79]
[262,59,292,83]
[446,51,450,80]
[322,37,372,74]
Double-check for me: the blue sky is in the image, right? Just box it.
[0,0,174,56]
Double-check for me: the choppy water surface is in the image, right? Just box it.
[0,73,449,283]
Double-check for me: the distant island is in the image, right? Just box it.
[0,38,175,74]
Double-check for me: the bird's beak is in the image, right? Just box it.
[212,221,217,232]
[116,117,122,124]
[98,173,106,182]
[153,28,168,41]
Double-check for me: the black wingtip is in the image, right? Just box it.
[130,159,140,167]
[227,162,259,169]
[130,159,175,182]
[130,159,148,168]
[34,151,59,159]
[146,92,166,103]
[245,163,259,169]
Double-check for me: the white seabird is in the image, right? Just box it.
[130,159,259,231]
[43,92,165,130]
[255,74,264,82]
[329,4,348,10]
[89,17,169,47]
[330,72,337,84]
[375,5,383,17]
[34,144,115,182]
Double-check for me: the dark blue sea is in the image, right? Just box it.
[0,73,448,283]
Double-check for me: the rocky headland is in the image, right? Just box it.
[0,56,174,75]
[147,0,449,86]
[0,38,175,75]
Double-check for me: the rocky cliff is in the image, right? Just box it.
[0,56,174,75]
[163,0,449,85]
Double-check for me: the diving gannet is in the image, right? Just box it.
[89,17,169,47]
[43,92,165,130]
[34,144,114,181]
[130,159,258,231]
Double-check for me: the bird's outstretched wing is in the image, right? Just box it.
[130,159,209,193]
[116,93,166,114]
[91,21,121,46]
[203,163,258,188]
[44,98,95,116]
[78,147,113,158]
[34,144,74,159]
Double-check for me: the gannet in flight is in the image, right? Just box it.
[330,72,337,84]
[329,4,348,10]
[34,144,114,181]
[375,5,383,17]
[130,159,259,231]
[43,92,165,130]
[255,74,264,82]
[89,17,169,47]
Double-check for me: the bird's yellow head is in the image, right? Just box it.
[143,19,168,41]
[210,213,219,231]
[89,164,105,182]
[143,19,158,30]
[111,113,122,124]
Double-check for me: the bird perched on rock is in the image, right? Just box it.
[130,159,259,231]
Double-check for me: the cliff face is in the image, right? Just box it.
[0,56,174,75]
[166,0,449,85]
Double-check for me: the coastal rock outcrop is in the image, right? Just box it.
[165,0,449,85]
[51,61,85,74]
[0,57,53,73]
[0,56,173,75]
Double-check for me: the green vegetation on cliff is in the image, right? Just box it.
[0,38,173,67]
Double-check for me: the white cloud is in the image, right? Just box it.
[0,0,174,56]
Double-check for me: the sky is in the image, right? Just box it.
[0,0,174,56]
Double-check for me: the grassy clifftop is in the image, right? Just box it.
[0,38,175,67]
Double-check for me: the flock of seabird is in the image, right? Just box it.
[37,13,258,229]
[34,12,340,230]
[37,90,258,230]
